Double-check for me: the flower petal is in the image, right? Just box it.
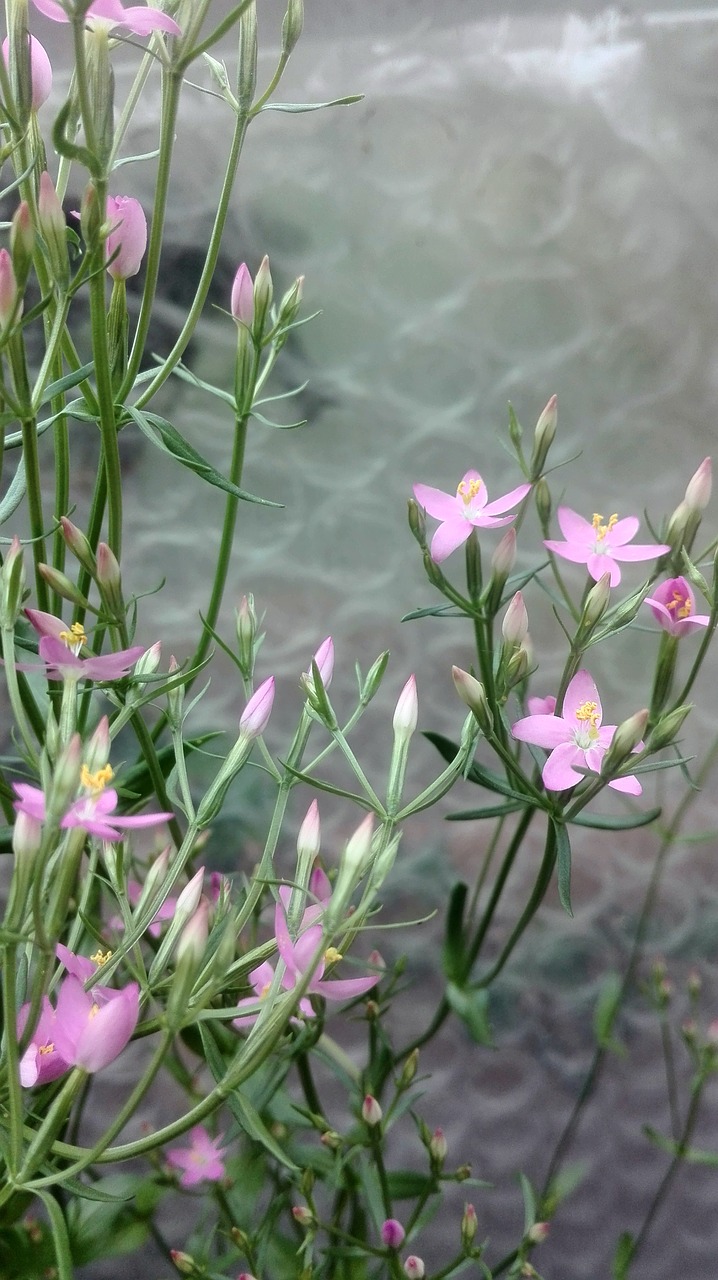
[587,552,621,586]
[562,670,602,724]
[544,539,592,565]
[556,507,595,543]
[605,516,639,546]
[412,483,458,521]
[430,518,472,563]
[542,742,586,791]
[512,713,569,749]
[611,542,671,562]
[482,482,531,516]
[608,773,643,795]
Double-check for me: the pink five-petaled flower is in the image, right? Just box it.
[644,576,711,638]
[31,0,180,37]
[413,470,531,564]
[52,975,140,1072]
[166,1126,227,1189]
[24,608,146,680]
[274,885,379,1005]
[544,507,670,587]
[105,196,147,281]
[13,764,173,841]
[511,669,642,795]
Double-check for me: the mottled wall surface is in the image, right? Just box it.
[35,2,718,1276]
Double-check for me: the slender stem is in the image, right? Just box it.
[1,944,24,1175]
[629,1078,705,1268]
[87,207,124,558]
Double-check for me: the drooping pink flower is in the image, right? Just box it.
[413,470,531,563]
[31,0,180,37]
[544,507,669,587]
[13,767,173,841]
[2,34,53,109]
[166,1125,226,1188]
[512,669,642,794]
[18,997,70,1087]
[51,975,140,1072]
[644,576,710,637]
[105,196,147,281]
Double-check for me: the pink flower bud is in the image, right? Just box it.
[311,636,334,688]
[527,1221,550,1244]
[429,1127,448,1164]
[361,1094,382,1126]
[684,457,712,513]
[491,527,517,578]
[12,809,42,860]
[393,674,418,739]
[231,262,254,326]
[343,813,374,878]
[501,591,529,646]
[404,1258,425,1279]
[0,248,20,327]
[253,254,273,328]
[84,715,111,772]
[297,800,321,859]
[381,1219,405,1249]
[2,34,53,110]
[452,667,493,735]
[461,1203,478,1247]
[176,898,210,965]
[96,541,121,591]
[239,675,275,739]
[105,195,147,281]
[291,1205,314,1228]
[175,867,205,921]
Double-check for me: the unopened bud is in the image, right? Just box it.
[252,254,273,341]
[169,1250,196,1275]
[527,1221,550,1244]
[38,172,69,288]
[12,808,42,861]
[297,799,321,860]
[281,0,304,56]
[235,593,258,677]
[361,650,390,703]
[341,813,374,880]
[581,571,611,628]
[11,201,34,290]
[530,393,557,476]
[429,1127,448,1167]
[176,898,210,966]
[133,641,162,682]
[59,517,96,575]
[96,542,123,615]
[174,867,205,924]
[381,1219,405,1249]
[278,274,304,329]
[48,733,82,818]
[647,703,692,752]
[393,674,418,740]
[239,675,275,739]
[292,1205,314,1228]
[684,457,712,514]
[501,591,529,646]
[602,708,648,774]
[534,476,551,526]
[404,1258,425,1279]
[1,536,26,626]
[320,1129,342,1150]
[491,527,517,580]
[455,1164,472,1182]
[361,1095,382,1127]
[37,563,92,610]
[461,1203,478,1248]
[452,667,493,735]
[231,262,254,327]
[302,635,334,706]
[83,715,111,772]
[399,1048,419,1089]
[407,497,427,546]
[0,248,20,328]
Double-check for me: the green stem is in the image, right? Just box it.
[474,817,556,990]
[1,944,24,1175]
[87,207,123,558]
[628,1077,705,1269]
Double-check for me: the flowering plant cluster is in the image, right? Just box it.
[0,4,716,1280]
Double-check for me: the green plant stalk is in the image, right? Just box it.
[8,335,49,611]
[87,216,124,558]
[1,627,39,764]
[1,943,25,1175]
[475,818,556,990]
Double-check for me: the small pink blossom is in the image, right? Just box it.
[18,997,69,1087]
[19,634,145,682]
[413,470,531,563]
[31,0,180,36]
[51,975,139,1073]
[544,507,669,587]
[105,196,147,281]
[166,1126,226,1188]
[512,669,642,794]
[13,767,173,841]
[2,34,53,109]
[644,577,710,637]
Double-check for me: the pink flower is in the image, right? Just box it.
[31,0,180,37]
[105,196,147,280]
[166,1126,226,1188]
[2,34,52,109]
[413,470,531,563]
[644,576,710,637]
[13,766,173,841]
[544,507,669,587]
[512,669,642,794]
[18,997,69,1087]
[19,633,145,682]
[52,975,140,1072]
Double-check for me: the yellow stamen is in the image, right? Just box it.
[259,982,272,1000]
[324,947,343,965]
[80,763,114,794]
[90,948,112,968]
[575,700,600,729]
[89,1003,100,1019]
[38,1042,54,1055]
[59,622,88,654]
[592,512,619,542]
[457,477,482,506]
[667,590,692,620]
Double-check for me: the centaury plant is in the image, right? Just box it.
[0,3,717,1280]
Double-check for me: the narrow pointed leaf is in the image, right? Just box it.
[569,806,661,831]
[552,818,572,916]
[259,94,364,113]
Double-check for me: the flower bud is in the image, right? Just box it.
[59,517,96,574]
[172,867,204,928]
[646,703,692,752]
[37,564,92,610]
[527,1221,550,1244]
[292,1205,314,1228]
[581,571,611,628]
[96,542,123,614]
[239,675,275,739]
[169,1251,196,1276]
[461,1203,478,1248]
[320,1129,342,1150]
[176,898,210,966]
[133,641,162,683]
[235,593,259,679]
[404,1258,425,1279]
[429,1127,448,1167]
[534,476,552,526]
[83,715,111,772]
[407,497,427,546]
[361,1094,382,1127]
[252,254,273,340]
[231,262,254,327]
[297,800,321,860]
[393,674,418,741]
[105,196,147,281]
[501,591,529,646]
[12,808,42,861]
[277,274,304,329]
[381,1219,405,1249]
[452,667,493,735]
[399,1048,419,1090]
[48,733,82,820]
[360,650,390,703]
[1,536,26,627]
[281,0,304,56]
[302,636,334,708]
[602,709,648,775]
[684,457,712,514]
[530,393,557,476]
[0,248,21,329]
[11,202,34,291]
[2,33,53,112]
[491,527,517,579]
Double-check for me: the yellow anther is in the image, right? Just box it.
[575,700,600,728]
[457,477,482,505]
[80,763,114,794]
[667,590,691,620]
[259,982,272,1000]
[38,1042,54,1055]
[90,948,112,967]
[89,1003,100,1019]
[59,622,88,654]
[592,512,619,542]
[324,947,343,965]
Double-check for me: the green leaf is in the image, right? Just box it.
[643,1127,718,1166]
[250,409,307,430]
[60,1178,136,1204]
[279,760,375,809]
[38,361,96,406]
[519,1171,537,1234]
[199,1024,297,1171]
[612,1231,635,1279]
[442,882,467,982]
[569,806,661,831]
[259,94,364,113]
[447,800,525,821]
[125,407,282,507]
[424,732,532,803]
[0,457,25,526]
[401,603,465,621]
[33,1191,73,1280]
[386,1170,438,1199]
[446,982,494,1045]
[552,818,572,917]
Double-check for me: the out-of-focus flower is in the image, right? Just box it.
[31,0,180,37]
[512,669,642,794]
[644,576,710,637]
[404,1258,425,1279]
[526,694,556,717]
[105,196,147,280]
[361,1094,382,1126]
[381,1219,405,1249]
[544,507,669,587]
[2,34,52,109]
[0,248,20,328]
[166,1126,226,1188]
[413,470,531,563]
